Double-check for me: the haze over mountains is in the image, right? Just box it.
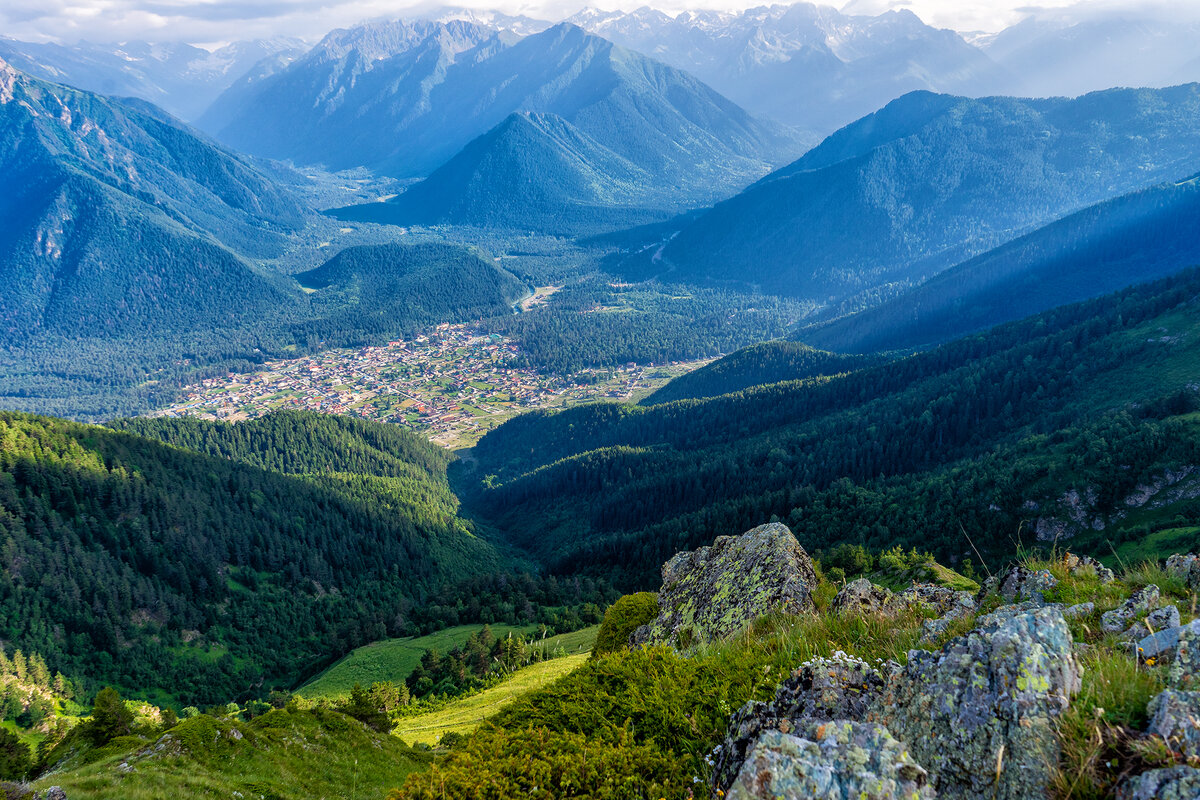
[640,84,1200,303]
[202,19,801,212]
[0,37,306,122]
[567,4,1008,136]
[803,171,1200,353]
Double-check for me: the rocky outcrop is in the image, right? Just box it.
[727,723,935,800]
[1065,602,1094,618]
[1101,585,1162,633]
[830,580,976,624]
[830,578,895,616]
[1147,689,1200,759]
[713,651,892,791]
[885,604,1081,800]
[1061,553,1115,583]
[1117,766,1200,800]
[991,565,1058,603]
[898,584,976,619]
[1166,553,1200,591]
[632,523,817,650]
[1168,620,1200,689]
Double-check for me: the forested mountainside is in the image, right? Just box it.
[0,57,307,351]
[637,85,1200,302]
[476,281,809,375]
[291,243,527,343]
[0,410,612,706]
[203,21,801,202]
[802,172,1200,354]
[568,5,1006,135]
[639,341,885,405]
[332,112,675,235]
[0,410,490,704]
[462,267,1200,587]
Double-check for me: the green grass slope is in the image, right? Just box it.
[298,624,599,701]
[393,653,590,746]
[31,709,429,800]
[297,624,529,700]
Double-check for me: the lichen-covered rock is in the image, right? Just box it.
[1116,766,1200,800]
[885,605,1081,800]
[1061,553,1116,583]
[1147,689,1200,759]
[712,651,892,791]
[1128,605,1181,637]
[631,523,816,650]
[727,723,935,800]
[1166,553,1200,591]
[1169,620,1200,689]
[898,584,977,619]
[1101,585,1162,633]
[1065,602,1094,618]
[830,578,896,616]
[995,565,1058,603]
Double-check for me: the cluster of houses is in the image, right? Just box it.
[151,323,660,447]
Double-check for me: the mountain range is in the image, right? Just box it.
[0,36,306,122]
[980,11,1200,98]
[200,20,803,207]
[567,4,1008,137]
[633,84,1200,303]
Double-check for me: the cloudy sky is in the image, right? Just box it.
[0,0,1194,45]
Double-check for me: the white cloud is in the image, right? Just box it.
[1,0,1196,43]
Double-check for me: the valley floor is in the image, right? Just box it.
[149,322,712,448]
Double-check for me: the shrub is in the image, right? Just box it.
[592,593,659,658]
[0,728,30,780]
[389,726,690,800]
[86,687,134,745]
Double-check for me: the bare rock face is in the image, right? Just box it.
[712,651,893,792]
[884,604,1081,800]
[1117,766,1200,800]
[632,523,817,650]
[727,723,936,800]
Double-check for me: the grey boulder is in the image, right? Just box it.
[884,604,1081,800]
[727,723,935,800]
[632,523,817,651]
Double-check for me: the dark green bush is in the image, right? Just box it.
[389,726,690,800]
[592,593,659,658]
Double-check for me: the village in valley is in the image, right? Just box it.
[150,323,711,448]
